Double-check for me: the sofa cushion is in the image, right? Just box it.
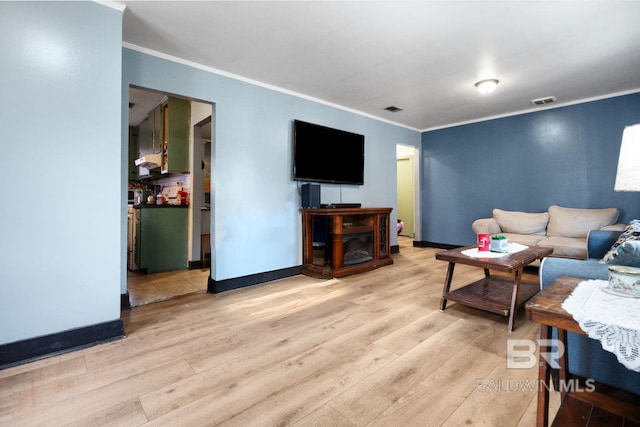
[601,219,640,264]
[493,209,549,235]
[547,205,619,238]
[471,218,502,235]
[500,233,544,247]
[538,236,588,259]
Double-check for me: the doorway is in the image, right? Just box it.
[192,115,212,272]
[396,144,419,240]
[126,86,213,306]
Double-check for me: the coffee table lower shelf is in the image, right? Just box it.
[443,276,540,317]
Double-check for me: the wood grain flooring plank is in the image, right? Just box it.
[0,356,86,398]
[442,330,541,426]
[139,314,366,420]
[290,403,357,427]
[215,344,399,427]
[142,347,341,425]
[0,336,145,419]
[62,399,148,427]
[365,318,539,426]
[185,302,364,374]
[321,303,428,358]
[365,329,504,426]
[4,360,194,426]
[326,316,486,425]
[373,308,470,356]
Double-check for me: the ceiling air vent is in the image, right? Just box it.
[531,96,557,106]
[384,106,403,112]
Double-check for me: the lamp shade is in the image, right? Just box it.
[614,123,640,191]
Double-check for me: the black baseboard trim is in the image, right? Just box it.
[391,245,400,254]
[0,320,124,370]
[413,240,460,250]
[121,292,131,310]
[208,266,303,293]
[188,260,203,270]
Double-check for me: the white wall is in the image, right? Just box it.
[0,2,123,345]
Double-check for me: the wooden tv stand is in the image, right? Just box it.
[301,207,393,278]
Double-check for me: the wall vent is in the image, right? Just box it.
[531,96,557,106]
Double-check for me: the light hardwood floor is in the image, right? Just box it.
[1,238,560,426]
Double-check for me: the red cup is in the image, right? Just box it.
[477,233,490,251]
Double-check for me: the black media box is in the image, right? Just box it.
[301,183,320,208]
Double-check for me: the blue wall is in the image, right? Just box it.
[421,93,640,246]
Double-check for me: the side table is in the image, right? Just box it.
[525,276,640,427]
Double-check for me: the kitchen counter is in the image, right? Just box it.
[133,204,189,209]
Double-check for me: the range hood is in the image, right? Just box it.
[134,153,162,170]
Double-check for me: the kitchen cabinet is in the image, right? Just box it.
[135,116,154,179]
[134,104,163,179]
[128,126,139,180]
[138,116,152,157]
[130,97,190,179]
[137,104,162,157]
[152,104,163,154]
[129,97,191,179]
[137,206,188,274]
[161,97,190,174]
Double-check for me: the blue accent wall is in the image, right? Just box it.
[421,93,640,246]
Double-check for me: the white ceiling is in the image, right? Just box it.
[119,1,640,131]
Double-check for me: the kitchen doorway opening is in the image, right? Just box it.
[126,86,213,307]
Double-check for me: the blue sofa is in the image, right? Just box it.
[539,229,640,395]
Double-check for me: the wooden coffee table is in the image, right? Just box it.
[436,245,552,331]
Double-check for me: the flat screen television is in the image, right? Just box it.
[293,120,365,185]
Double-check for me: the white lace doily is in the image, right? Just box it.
[461,243,529,258]
[561,279,640,372]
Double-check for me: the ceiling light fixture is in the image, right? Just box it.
[475,79,499,94]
